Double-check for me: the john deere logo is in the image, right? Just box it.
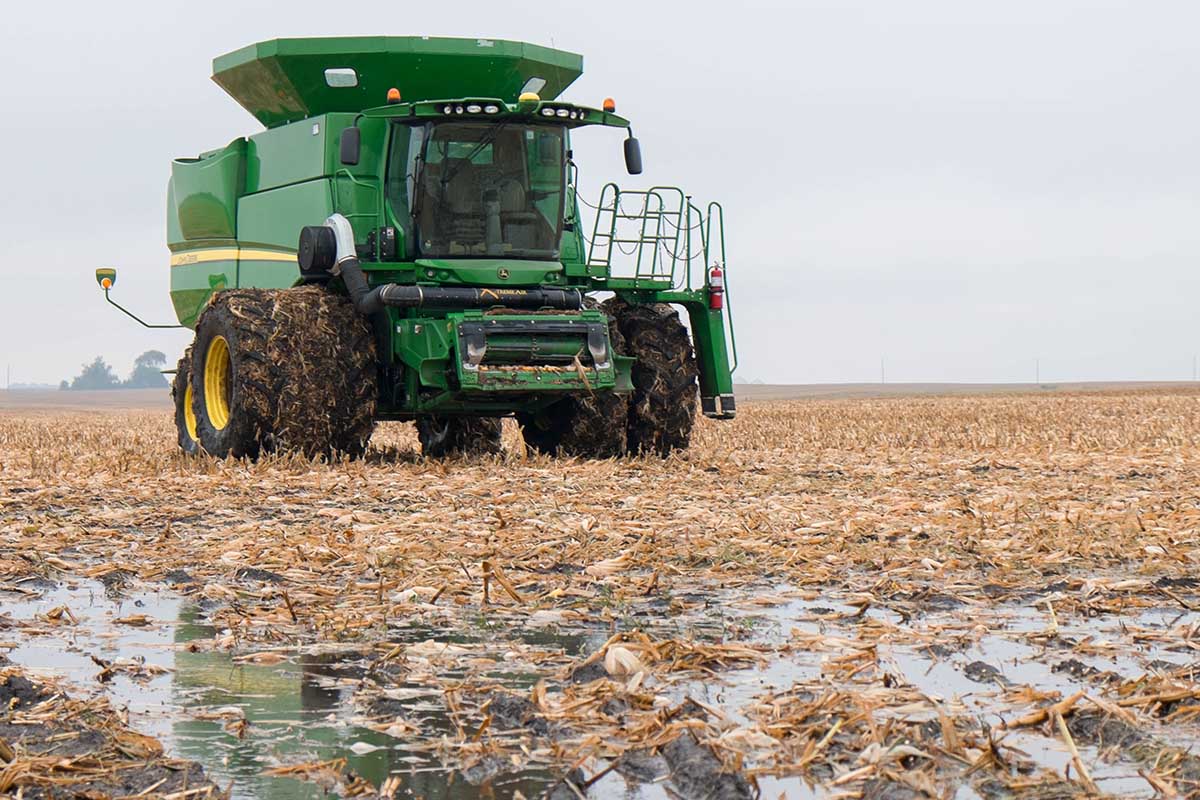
[497,268,510,280]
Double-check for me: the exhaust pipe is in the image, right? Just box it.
[298,215,581,313]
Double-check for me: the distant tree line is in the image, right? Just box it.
[60,351,169,390]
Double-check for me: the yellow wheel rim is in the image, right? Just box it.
[204,335,232,431]
[183,382,198,442]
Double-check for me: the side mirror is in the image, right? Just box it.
[95,267,117,290]
[623,136,643,175]
[340,126,361,166]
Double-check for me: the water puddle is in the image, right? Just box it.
[1,576,1196,799]
[1,579,569,798]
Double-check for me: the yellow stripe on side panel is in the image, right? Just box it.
[170,248,297,267]
[241,249,298,263]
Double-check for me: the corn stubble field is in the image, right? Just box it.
[2,389,1200,799]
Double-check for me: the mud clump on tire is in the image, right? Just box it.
[521,388,628,459]
[191,286,376,459]
[520,309,629,459]
[417,416,502,458]
[270,286,377,457]
[605,298,698,456]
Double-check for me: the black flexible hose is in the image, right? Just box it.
[336,256,386,315]
[337,256,581,313]
[319,215,581,314]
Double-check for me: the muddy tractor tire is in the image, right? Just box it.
[269,287,377,457]
[520,392,628,458]
[519,311,629,458]
[190,286,377,459]
[417,416,503,458]
[605,298,699,456]
[171,348,201,456]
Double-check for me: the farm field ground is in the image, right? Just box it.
[4,380,1199,411]
[1,386,1199,799]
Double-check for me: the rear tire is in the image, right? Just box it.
[191,287,377,459]
[172,348,200,456]
[605,298,698,456]
[417,416,503,458]
[192,292,275,459]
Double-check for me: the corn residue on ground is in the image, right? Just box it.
[1,390,1199,798]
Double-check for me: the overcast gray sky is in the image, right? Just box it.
[2,0,1197,385]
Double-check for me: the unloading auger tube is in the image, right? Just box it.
[299,215,583,314]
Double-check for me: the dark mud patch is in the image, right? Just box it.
[98,568,134,595]
[972,776,1082,799]
[861,777,928,800]
[0,668,221,798]
[234,566,285,584]
[964,660,1010,686]
[921,642,959,659]
[981,583,1014,599]
[1067,710,1200,788]
[1155,575,1199,590]
[1050,658,1120,684]
[484,691,562,738]
[0,673,46,708]
[8,576,58,592]
[475,687,754,799]
[161,568,196,585]
[661,731,754,800]
[565,659,607,684]
[459,754,512,785]
[614,747,671,782]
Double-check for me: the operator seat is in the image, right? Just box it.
[490,133,542,251]
[436,157,485,252]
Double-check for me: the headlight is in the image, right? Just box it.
[442,105,452,114]
[484,104,500,114]
[541,108,556,117]
[455,105,464,114]
[466,104,482,113]
[556,108,570,117]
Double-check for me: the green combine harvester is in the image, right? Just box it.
[98,36,737,458]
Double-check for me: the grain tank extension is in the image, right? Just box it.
[107,36,737,458]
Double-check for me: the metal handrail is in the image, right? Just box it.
[333,169,381,224]
[587,182,620,267]
[587,185,732,313]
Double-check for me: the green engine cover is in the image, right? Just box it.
[213,36,584,128]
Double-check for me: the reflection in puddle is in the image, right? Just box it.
[2,580,569,798]
[2,576,1196,799]
[5,580,185,743]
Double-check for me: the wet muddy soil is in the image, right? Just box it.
[4,393,1200,797]
[0,667,220,798]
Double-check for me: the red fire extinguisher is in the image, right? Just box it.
[708,263,725,311]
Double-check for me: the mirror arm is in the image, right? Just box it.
[103,290,184,329]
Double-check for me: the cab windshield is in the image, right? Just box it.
[412,122,565,259]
